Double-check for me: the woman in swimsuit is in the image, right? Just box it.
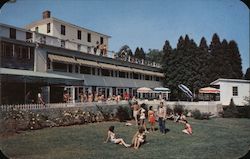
[104,126,130,148]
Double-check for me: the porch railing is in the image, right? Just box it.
[0,100,129,111]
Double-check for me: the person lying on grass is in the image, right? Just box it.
[104,126,131,148]
[131,127,146,149]
[182,120,192,135]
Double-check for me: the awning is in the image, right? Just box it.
[77,59,100,67]
[199,87,220,94]
[0,68,84,85]
[154,87,170,93]
[99,63,118,70]
[132,68,164,77]
[117,65,133,72]
[48,54,77,64]
[137,87,153,93]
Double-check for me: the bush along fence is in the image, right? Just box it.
[0,101,132,134]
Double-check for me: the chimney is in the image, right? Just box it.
[42,10,51,19]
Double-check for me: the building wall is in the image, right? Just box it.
[51,20,108,50]
[0,25,30,41]
[219,82,250,106]
[35,47,48,72]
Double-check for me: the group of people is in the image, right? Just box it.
[105,101,193,149]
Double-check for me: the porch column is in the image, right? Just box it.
[71,86,75,103]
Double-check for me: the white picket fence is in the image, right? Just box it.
[0,100,129,111]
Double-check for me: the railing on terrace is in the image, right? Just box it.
[32,33,162,68]
[0,100,129,111]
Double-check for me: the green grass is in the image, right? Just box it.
[1,118,250,159]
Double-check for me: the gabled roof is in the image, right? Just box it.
[211,78,250,85]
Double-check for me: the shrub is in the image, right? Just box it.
[222,98,239,118]
[116,106,131,122]
[173,104,185,114]
[192,109,210,120]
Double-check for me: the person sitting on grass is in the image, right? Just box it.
[182,120,192,135]
[132,127,146,149]
[104,126,131,148]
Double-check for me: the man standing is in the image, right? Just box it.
[158,102,167,134]
[131,101,140,126]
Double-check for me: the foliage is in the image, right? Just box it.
[162,33,243,100]
[191,109,210,120]
[116,105,132,122]
[244,67,250,80]
[116,45,133,58]
[146,49,163,64]
[173,104,184,114]
[134,47,146,59]
[222,98,239,118]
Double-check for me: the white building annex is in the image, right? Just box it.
[211,78,250,106]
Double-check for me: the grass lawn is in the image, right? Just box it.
[1,118,250,159]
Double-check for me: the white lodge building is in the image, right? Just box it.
[211,79,250,106]
[0,11,164,105]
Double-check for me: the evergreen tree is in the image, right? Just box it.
[199,37,208,52]
[208,33,222,82]
[117,45,133,58]
[134,47,141,59]
[146,49,163,64]
[162,40,172,63]
[244,68,250,80]
[140,48,146,59]
[227,40,243,79]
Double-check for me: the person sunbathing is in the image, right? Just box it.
[104,126,130,148]
[182,120,192,135]
[132,127,146,149]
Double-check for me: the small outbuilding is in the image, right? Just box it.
[211,78,250,106]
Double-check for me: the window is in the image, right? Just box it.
[92,68,96,75]
[61,25,65,35]
[61,40,65,48]
[52,62,67,72]
[232,86,238,96]
[35,27,39,32]
[68,64,72,73]
[156,76,160,81]
[1,42,13,57]
[100,37,103,44]
[26,32,32,40]
[80,65,91,74]
[145,75,150,80]
[77,30,81,40]
[87,33,91,42]
[87,47,91,53]
[119,71,126,78]
[101,69,110,76]
[47,23,51,33]
[77,44,81,51]
[9,28,16,39]
[133,73,139,79]
[75,65,79,73]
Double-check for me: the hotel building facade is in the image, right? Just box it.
[0,11,164,105]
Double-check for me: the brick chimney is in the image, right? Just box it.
[42,10,51,19]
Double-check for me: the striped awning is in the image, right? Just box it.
[117,65,133,72]
[48,54,77,64]
[99,63,117,70]
[132,68,164,77]
[77,59,100,67]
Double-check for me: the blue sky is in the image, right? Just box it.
[0,0,249,73]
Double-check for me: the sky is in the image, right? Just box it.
[0,0,249,73]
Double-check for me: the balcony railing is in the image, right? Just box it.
[32,33,162,68]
